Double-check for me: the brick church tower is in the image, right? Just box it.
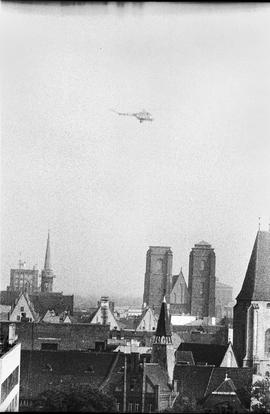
[41,232,55,293]
[188,241,216,318]
[143,246,172,314]
[233,230,270,375]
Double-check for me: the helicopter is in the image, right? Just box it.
[110,108,153,123]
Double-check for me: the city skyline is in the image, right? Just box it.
[2,2,270,298]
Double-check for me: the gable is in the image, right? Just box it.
[220,344,238,368]
[10,294,37,322]
[136,308,157,332]
[90,307,120,331]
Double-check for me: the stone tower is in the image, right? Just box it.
[188,241,216,318]
[233,230,270,375]
[41,232,55,293]
[151,296,175,384]
[143,246,172,314]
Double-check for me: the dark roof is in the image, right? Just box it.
[20,350,122,400]
[176,342,229,366]
[144,363,171,393]
[176,350,195,365]
[237,231,270,301]
[174,365,213,401]
[212,376,237,394]
[29,293,74,318]
[0,290,19,306]
[155,299,171,338]
[173,365,253,408]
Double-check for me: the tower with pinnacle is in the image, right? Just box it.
[40,232,55,293]
[233,229,270,375]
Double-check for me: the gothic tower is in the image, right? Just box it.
[151,296,175,384]
[188,241,216,318]
[233,230,270,375]
[40,232,55,293]
[143,246,172,314]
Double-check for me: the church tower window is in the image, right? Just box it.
[265,329,270,354]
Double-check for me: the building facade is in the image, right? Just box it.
[188,241,216,318]
[143,246,173,314]
[0,325,21,412]
[233,230,270,375]
[9,264,39,295]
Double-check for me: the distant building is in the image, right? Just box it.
[0,324,21,412]
[215,279,233,318]
[188,241,216,318]
[9,261,39,295]
[143,246,173,314]
[233,230,270,375]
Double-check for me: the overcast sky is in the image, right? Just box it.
[1,2,270,301]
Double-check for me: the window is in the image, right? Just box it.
[128,402,133,412]
[267,303,270,308]
[17,315,20,321]
[130,378,136,391]
[41,343,58,351]
[148,403,153,413]
[1,366,19,403]
[200,260,205,270]
[266,330,270,354]
[116,403,120,412]
[135,403,140,412]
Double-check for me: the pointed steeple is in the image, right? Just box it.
[154,296,172,343]
[41,231,55,293]
[237,230,270,301]
[44,231,51,271]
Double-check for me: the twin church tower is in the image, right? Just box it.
[143,241,216,318]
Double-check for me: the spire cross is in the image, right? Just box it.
[258,217,261,231]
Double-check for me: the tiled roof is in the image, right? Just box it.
[144,363,171,393]
[173,366,252,408]
[176,342,229,366]
[237,231,270,301]
[29,293,74,318]
[212,376,237,394]
[176,350,195,365]
[173,365,213,401]
[20,350,120,400]
[204,367,252,398]
[0,290,19,306]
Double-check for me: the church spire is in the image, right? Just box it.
[154,295,172,344]
[41,231,55,293]
[44,231,51,271]
[236,230,270,301]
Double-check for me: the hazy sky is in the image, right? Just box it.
[1,2,270,301]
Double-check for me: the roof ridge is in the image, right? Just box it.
[204,367,215,397]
